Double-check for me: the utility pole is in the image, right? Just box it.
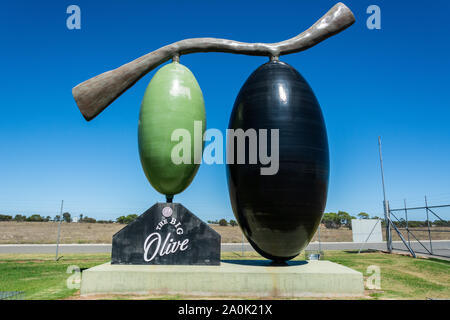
[55,200,64,261]
[318,221,322,253]
[378,137,392,252]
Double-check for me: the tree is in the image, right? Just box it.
[229,219,238,227]
[54,215,61,222]
[62,212,72,223]
[124,214,138,224]
[79,214,83,222]
[45,216,51,222]
[14,214,26,222]
[116,214,138,224]
[219,219,228,226]
[337,211,354,229]
[322,212,341,229]
[0,214,12,221]
[357,212,369,219]
[27,214,44,222]
[434,220,449,227]
[393,218,407,228]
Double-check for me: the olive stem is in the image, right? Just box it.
[270,56,279,62]
[72,2,355,121]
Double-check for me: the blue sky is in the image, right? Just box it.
[0,0,449,221]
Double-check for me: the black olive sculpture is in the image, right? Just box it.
[227,60,329,261]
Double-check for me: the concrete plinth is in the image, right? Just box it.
[81,260,364,298]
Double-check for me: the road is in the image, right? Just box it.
[1,240,448,257]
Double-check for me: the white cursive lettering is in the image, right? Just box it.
[143,232,161,262]
[143,232,189,262]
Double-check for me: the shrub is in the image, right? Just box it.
[219,219,228,226]
[97,220,114,224]
[82,217,96,223]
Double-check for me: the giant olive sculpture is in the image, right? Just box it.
[72,3,354,262]
[139,62,206,199]
[227,60,329,261]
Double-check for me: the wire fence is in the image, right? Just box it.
[389,198,450,258]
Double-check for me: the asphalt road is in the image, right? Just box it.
[1,240,448,257]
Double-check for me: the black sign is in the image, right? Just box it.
[111,203,221,265]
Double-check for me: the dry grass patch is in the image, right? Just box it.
[1,221,448,244]
[0,221,122,244]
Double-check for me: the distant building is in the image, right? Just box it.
[72,217,78,223]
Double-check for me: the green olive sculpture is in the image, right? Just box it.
[138,62,206,200]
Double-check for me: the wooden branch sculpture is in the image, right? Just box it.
[72,2,355,121]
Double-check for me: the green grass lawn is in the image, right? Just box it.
[323,251,450,299]
[0,251,448,300]
[0,253,108,300]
